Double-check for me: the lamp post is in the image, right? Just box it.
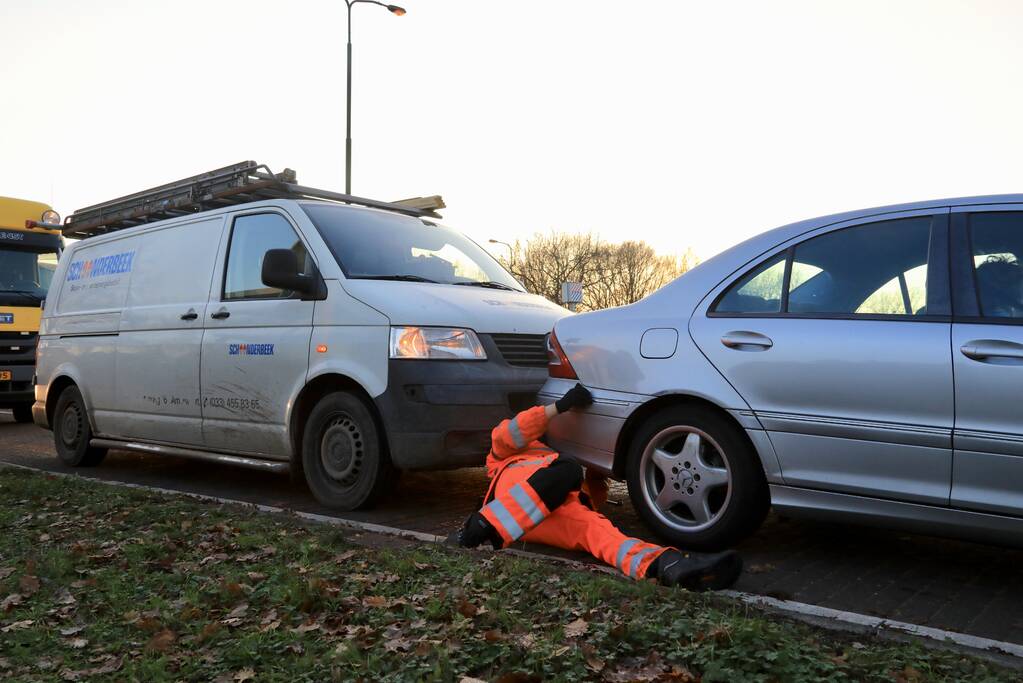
[346,0,406,195]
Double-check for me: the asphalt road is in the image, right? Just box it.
[3,414,1022,646]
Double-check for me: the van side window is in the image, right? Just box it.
[223,214,310,300]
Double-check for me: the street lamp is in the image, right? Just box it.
[488,238,513,254]
[345,0,406,194]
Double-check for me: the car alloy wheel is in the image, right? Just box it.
[638,425,732,533]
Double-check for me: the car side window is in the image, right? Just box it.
[713,254,785,313]
[713,216,933,317]
[968,212,1023,319]
[223,213,311,300]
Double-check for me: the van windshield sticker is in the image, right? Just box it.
[66,250,136,282]
[228,343,275,356]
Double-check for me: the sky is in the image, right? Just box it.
[2,0,1023,260]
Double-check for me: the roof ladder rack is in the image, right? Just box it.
[64,160,444,238]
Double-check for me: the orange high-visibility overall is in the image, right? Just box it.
[478,406,669,580]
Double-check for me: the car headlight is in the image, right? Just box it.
[389,326,486,360]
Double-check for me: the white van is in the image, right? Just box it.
[33,163,566,509]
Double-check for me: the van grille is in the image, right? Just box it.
[490,334,549,368]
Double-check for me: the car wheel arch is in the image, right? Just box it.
[288,373,391,477]
[612,393,761,480]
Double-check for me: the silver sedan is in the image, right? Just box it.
[540,195,1023,550]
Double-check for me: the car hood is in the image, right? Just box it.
[340,279,568,334]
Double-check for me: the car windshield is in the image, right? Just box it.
[302,203,523,291]
[0,246,59,302]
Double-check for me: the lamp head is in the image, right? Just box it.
[387,4,406,15]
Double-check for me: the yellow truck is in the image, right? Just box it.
[0,197,62,422]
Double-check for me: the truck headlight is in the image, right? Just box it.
[41,210,60,226]
[389,326,486,360]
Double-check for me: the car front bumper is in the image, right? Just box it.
[374,344,549,470]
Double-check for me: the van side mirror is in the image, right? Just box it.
[261,249,324,299]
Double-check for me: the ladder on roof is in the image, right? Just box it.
[64,160,445,238]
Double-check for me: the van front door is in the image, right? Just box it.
[201,212,315,456]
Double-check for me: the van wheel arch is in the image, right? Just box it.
[46,376,80,428]
[289,374,392,480]
[613,394,762,480]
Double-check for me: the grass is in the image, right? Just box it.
[0,466,1018,682]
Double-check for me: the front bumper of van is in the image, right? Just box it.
[374,347,549,470]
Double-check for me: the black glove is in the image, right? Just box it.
[555,383,593,414]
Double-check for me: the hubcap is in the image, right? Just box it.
[60,404,83,449]
[320,414,363,486]
[639,425,732,533]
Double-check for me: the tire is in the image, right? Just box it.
[626,405,768,551]
[11,404,33,424]
[301,391,394,511]
[52,386,107,467]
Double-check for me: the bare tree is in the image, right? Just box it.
[499,230,697,311]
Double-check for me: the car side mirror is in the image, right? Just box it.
[261,249,325,299]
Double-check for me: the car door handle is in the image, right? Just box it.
[180,309,198,321]
[960,339,1023,361]
[210,309,231,320]
[721,331,773,351]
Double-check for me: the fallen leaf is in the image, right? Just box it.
[55,590,76,606]
[747,563,775,574]
[234,668,256,682]
[483,629,503,643]
[39,533,51,542]
[198,622,222,642]
[145,629,176,653]
[1,619,34,632]
[457,599,477,618]
[333,550,358,563]
[60,626,85,636]
[363,595,389,608]
[291,621,321,634]
[586,656,605,672]
[68,638,88,649]
[459,678,487,683]
[225,603,249,620]
[18,575,40,596]
[0,568,14,580]
[564,618,588,638]
[1,594,22,612]
[246,572,267,584]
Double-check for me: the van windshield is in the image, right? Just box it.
[302,203,523,291]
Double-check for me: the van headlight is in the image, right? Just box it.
[389,326,487,360]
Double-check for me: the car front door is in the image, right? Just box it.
[690,210,954,504]
[949,207,1023,516]
[201,211,316,456]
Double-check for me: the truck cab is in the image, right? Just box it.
[0,197,61,422]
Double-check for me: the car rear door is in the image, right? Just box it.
[949,206,1023,515]
[690,209,954,504]
[200,210,316,456]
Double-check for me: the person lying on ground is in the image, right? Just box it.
[457,384,743,590]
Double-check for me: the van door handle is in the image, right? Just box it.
[180,309,198,321]
[721,331,773,351]
[210,309,231,320]
[960,339,1023,362]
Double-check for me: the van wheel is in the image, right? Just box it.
[12,404,33,424]
[52,386,107,467]
[302,391,394,511]
[626,405,768,551]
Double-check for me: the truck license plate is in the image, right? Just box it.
[0,371,10,381]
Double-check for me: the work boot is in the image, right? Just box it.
[646,549,743,591]
[457,511,503,550]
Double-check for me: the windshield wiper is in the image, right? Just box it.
[453,281,517,291]
[355,274,439,284]
[1,290,42,304]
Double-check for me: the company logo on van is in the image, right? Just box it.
[66,250,136,282]
[0,313,12,324]
[228,343,275,356]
